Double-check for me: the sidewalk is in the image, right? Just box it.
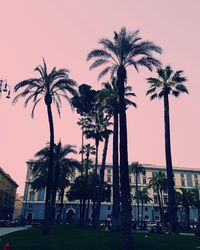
[0,226,31,236]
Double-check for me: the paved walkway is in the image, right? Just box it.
[0,226,31,236]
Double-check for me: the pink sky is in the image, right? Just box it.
[0,0,200,194]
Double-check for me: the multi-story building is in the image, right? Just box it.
[0,166,18,220]
[22,162,200,224]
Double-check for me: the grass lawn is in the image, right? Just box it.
[0,224,200,250]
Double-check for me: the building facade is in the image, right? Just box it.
[13,194,23,220]
[22,162,200,224]
[0,167,18,220]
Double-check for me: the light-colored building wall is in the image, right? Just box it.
[22,162,200,223]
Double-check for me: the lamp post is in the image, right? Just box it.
[0,79,11,99]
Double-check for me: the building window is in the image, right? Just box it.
[181,179,185,186]
[155,216,160,221]
[163,197,168,205]
[186,174,192,187]
[181,179,185,187]
[194,174,198,179]
[154,207,159,212]
[37,188,45,201]
[107,168,111,174]
[195,180,199,188]
[108,206,111,210]
[154,196,158,204]
[107,176,111,183]
[145,207,148,212]
[180,173,184,179]
[143,178,147,185]
[129,177,132,184]
[144,215,149,221]
[29,191,35,201]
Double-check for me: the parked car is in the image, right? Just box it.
[146,222,157,231]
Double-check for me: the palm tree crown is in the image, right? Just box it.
[13,59,77,117]
[98,77,137,113]
[146,65,188,100]
[87,27,162,80]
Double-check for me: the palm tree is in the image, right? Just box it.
[84,111,106,226]
[132,188,152,223]
[80,144,96,177]
[129,162,146,223]
[79,143,95,224]
[148,171,167,226]
[13,59,77,233]
[30,142,79,222]
[87,27,162,250]
[192,189,200,233]
[77,118,92,172]
[176,188,196,229]
[94,117,112,228]
[98,78,136,231]
[146,66,188,233]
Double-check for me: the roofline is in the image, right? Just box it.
[0,167,18,187]
[26,161,200,173]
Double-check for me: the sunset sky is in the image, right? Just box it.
[0,0,200,194]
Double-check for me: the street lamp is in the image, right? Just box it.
[0,79,11,98]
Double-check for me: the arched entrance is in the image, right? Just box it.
[27,213,32,224]
[66,209,75,224]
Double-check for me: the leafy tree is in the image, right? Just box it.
[129,162,146,223]
[30,142,79,222]
[72,84,98,171]
[13,60,77,233]
[71,84,98,116]
[148,171,167,225]
[132,188,152,222]
[146,66,188,233]
[67,174,111,222]
[176,188,196,229]
[87,27,161,250]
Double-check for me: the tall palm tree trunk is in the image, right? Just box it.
[157,189,163,225]
[112,110,121,231]
[92,140,99,227]
[164,94,177,233]
[141,200,144,224]
[81,152,89,225]
[59,188,64,222]
[94,134,110,228]
[51,164,60,223]
[135,175,139,224]
[185,206,190,229]
[160,191,164,226]
[43,102,55,234]
[86,199,90,224]
[79,199,83,223]
[118,66,133,250]
[81,125,84,176]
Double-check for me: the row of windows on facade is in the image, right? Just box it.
[106,172,199,188]
[27,187,167,206]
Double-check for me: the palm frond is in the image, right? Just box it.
[150,93,158,100]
